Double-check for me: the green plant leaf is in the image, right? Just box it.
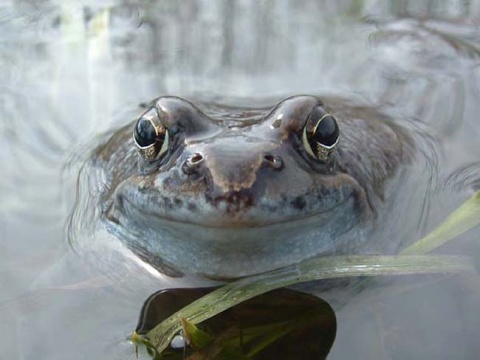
[181,318,215,350]
[401,191,480,255]
[145,254,473,354]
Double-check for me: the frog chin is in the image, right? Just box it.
[106,194,367,278]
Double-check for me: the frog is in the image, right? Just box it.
[91,95,418,279]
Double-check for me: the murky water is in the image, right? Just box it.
[2,1,480,359]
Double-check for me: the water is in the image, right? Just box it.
[1,1,480,359]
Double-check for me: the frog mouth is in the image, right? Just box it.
[105,193,363,278]
[110,192,354,230]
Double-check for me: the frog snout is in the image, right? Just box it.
[181,151,284,176]
[180,150,284,209]
[180,147,285,196]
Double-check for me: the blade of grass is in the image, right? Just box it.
[145,254,474,353]
[401,191,480,255]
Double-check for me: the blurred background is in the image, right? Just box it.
[1,1,480,359]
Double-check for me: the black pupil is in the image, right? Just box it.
[134,118,157,147]
[314,115,339,147]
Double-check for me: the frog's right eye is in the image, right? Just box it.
[133,108,170,161]
[302,106,339,162]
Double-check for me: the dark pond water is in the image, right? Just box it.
[2,1,480,359]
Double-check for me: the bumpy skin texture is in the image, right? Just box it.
[92,95,415,278]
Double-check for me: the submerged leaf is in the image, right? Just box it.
[136,288,336,359]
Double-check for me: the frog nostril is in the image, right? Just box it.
[191,153,203,164]
[264,154,284,170]
[182,153,204,174]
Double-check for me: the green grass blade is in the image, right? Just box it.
[145,254,474,354]
[401,191,480,255]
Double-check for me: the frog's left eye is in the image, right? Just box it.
[302,106,339,162]
[133,108,170,161]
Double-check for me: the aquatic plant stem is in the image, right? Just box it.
[145,254,474,353]
[401,191,480,255]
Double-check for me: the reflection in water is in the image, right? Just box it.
[1,1,480,359]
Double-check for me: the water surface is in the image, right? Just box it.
[1,1,480,359]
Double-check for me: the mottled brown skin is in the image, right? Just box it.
[92,95,415,278]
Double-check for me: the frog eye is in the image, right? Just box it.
[133,109,170,161]
[302,106,339,162]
